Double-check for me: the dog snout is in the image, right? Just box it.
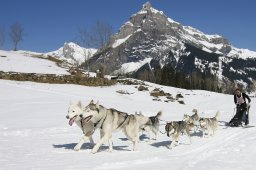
[66,115,69,119]
[80,114,83,118]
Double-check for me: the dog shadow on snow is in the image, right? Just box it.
[119,134,149,142]
[52,143,130,152]
[150,131,204,148]
[150,141,171,148]
[53,143,91,150]
[150,139,195,148]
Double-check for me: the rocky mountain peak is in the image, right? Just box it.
[143,2,152,9]
[90,2,256,90]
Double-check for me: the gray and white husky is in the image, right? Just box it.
[66,101,96,151]
[199,111,221,137]
[80,100,149,153]
[165,121,193,149]
[139,111,162,141]
[183,109,200,132]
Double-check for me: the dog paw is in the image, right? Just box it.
[74,146,81,151]
[91,148,98,154]
[133,147,138,151]
[107,149,113,153]
[168,146,173,149]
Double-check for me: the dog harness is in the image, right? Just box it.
[149,116,158,125]
[94,114,107,129]
[116,113,129,129]
[80,119,85,134]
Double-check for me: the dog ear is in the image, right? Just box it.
[96,101,99,109]
[77,100,82,108]
[90,100,94,104]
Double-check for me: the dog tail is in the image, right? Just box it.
[214,111,221,120]
[156,111,163,118]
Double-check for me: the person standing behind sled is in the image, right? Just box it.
[229,88,251,127]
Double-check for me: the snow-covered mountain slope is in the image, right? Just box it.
[0,50,69,75]
[90,2,256,88]
[46,42,97,65]
[1,79,255,169]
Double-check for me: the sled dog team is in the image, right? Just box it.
[66,100,221,153]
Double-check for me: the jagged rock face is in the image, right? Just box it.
[90,2,184,72]
[90,2,256,88]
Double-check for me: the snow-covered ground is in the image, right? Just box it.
[0,50,69,75]
[0,79,255,170]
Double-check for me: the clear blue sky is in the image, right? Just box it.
[0,0,255,52]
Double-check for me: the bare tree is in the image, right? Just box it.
[77,21,112,77]
[224,80,236,94]
[84,49,92,76]
[248,80,256,93]
[89,21,113,49]
[77,28,93,75]
[77,28,89,47]
[9,22,24,51]
[253,80,256,92]
[0,26,4,49]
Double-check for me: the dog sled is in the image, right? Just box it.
[228,103,251,127]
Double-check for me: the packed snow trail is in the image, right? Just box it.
[0,80,255,170]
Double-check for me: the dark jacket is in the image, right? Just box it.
[234,92,251,105]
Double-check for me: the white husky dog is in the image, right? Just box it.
[80,100,149,153]
[199,111,221,137]
[66,101,96,151]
